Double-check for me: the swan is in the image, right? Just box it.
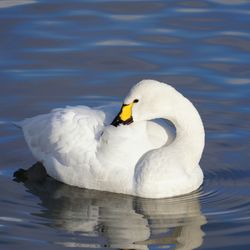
[15,79,205,198]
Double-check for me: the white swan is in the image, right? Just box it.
[17,79,205,198]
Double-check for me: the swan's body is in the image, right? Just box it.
[17,80,204,198]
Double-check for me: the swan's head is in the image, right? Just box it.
[111,79,176,127]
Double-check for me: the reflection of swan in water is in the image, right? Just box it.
[24,178,206,250]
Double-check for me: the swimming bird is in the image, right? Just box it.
[15,79,205,198]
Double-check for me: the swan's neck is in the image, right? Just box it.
[164,95,205,164]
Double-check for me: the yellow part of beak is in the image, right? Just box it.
[119,103,134,121]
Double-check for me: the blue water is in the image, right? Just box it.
[1,0,250,249]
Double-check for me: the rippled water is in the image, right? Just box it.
[1,0,250,249]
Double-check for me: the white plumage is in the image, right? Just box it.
[17,80,205,198]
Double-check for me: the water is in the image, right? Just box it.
[1,0,250,249]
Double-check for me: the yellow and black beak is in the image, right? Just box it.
[111,102,134,127]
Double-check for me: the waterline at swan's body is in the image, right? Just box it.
[16,80,205,198]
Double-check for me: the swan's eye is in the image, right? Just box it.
[133,99,139,103]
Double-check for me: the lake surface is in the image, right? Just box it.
[1,0,250,249]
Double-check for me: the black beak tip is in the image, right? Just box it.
[111,119,119,127]
[111,116,133,127]
[111,114,121,127]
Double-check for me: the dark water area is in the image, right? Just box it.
[1,0,250,249]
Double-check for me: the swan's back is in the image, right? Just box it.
[17,106,105,182]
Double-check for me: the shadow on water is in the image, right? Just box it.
[23,178,206,249]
